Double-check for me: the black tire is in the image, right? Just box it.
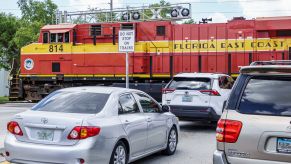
[162,127,178,155]
[109,141,128,164]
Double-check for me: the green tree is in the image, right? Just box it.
[0,13,20,70]
[183,18,196,24]
[17,0,57,24]
[0,0,59,70]
[13,20,43,49]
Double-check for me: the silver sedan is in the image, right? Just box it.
[4,87,179,164]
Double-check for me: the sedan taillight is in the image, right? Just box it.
[68,126,101,140]
[216,119,242,143]
[7,121,23,136]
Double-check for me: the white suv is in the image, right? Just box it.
[162,73,233,122]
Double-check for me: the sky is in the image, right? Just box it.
[0,0,291,23]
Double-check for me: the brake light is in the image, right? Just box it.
[200,90,221,96]
[7,121,23,136]
[216,119,242,143]
[162,88,175,94]
[68,126,101,140]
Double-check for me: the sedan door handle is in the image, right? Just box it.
[124,120,131,125]
[147,118,152,122]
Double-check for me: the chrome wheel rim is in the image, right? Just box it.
[114,145,126,164]
[169,129,177,152]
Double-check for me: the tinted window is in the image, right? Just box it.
[136,93,161,113]
[121,24,133,30]
[57,33,63,42]
[119,94,139,114]
[32,91,109,114]
[52,62,60,72]
[91,25,102,36]
[157,26,166,36]
[43,32,48,43]
[64,32,70,43]
[50,33,57,43]
[277,30,291,37]
[168,77,211,90]
[238,76,291,116]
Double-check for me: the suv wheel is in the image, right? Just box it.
[163,127,178,155]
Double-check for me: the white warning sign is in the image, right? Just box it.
[118,30,135,52]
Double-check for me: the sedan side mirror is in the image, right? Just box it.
[162,105,170,113]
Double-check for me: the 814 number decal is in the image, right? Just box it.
[49,45,64,52]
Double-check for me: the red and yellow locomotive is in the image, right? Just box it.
[11,16,291,101]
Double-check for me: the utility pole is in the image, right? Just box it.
[110,0,113,22]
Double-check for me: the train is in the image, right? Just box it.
[9,16,291,101]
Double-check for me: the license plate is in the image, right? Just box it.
[37,130,54,141]
[182,96,192,102]
[277,138,291,153]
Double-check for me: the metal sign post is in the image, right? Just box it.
[118,30,135,88]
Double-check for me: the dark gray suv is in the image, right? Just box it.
[214,61,291,164]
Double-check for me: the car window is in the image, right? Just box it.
[135,93,161,113]
[219,76,233,89]
[168,77,211,90]
[238,76,291,117]
[32,91,109,114]
[119,94,140,114]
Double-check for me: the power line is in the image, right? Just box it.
[0,0,283,10]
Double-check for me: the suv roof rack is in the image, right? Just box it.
[250,60,291,66]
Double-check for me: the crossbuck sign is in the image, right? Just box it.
[119,30,135,52]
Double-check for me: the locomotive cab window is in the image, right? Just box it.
[157,26,166,36]
[50,33,57,43]
[91,25,102,36]
[57,33,63,42]
[64,32,70,43]
[43,32,49,43]
[50,33,68,43]
[52,62,60,72]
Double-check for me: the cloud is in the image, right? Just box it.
[238,0,291,18]
[208,12,228,23]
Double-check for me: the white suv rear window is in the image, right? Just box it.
[167,77,211,90]
[238,76,291,116]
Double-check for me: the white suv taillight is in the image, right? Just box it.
[7,121,23,136]
[68,126,101,140]
[200,90,221,96]
[162,88,175,94]
[216,119,242,143]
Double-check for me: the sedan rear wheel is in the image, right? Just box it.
[110,141,128,164]
[162,127,178,155]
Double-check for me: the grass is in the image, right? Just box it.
[0,97,9,104]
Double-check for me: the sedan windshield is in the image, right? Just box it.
[32,91,110,114]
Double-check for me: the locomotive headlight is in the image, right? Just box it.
[181,8,190,17]
[170,9,179,18]
[122,12,130,21]
[132,11,140,20]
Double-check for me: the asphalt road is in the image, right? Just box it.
[0,103,216,164]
